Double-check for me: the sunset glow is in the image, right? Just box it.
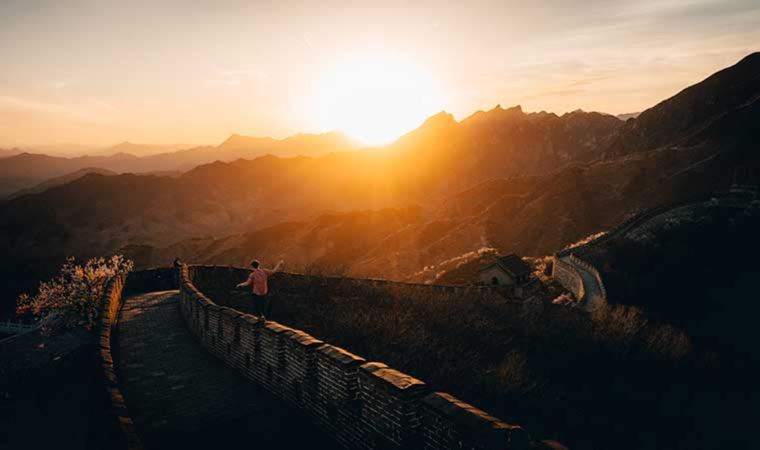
[312,54,443,145]
[0,1,758,148]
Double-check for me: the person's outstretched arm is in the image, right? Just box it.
[271,260,284,273]
[236,274,252,288]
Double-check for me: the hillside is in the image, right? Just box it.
[6,167,117,199]
[3,53,760,316]
[605,52,760,158]
[0,107,623,307]
[260,243,754,450]
[0,148,22,159]
[0,131,363,197]
[120,53,760,286]
[94,142,193,157]
[573,197,760,337]
[0,152,139,197]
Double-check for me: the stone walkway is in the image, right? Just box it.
[559,256,606,311]
[116,290,336,449]
[574,263,605,311]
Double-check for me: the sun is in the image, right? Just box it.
[312,53,444,145]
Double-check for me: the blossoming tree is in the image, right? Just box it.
[16,255,133,330]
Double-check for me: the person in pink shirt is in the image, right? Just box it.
[236,259,284,318]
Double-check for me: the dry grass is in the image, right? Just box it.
[214,274,729,450]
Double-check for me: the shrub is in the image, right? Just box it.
[16,255,133,331]
[491,350,535,395]
[590,304,692,363]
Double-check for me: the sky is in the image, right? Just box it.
[0,0,758,148]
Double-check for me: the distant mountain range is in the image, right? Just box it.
[92,142,194,157]
[120,53,760,281]
[1,52,758,315]
[0,131,361,197]
[615,112,640,121]
[5,167,117,199]
[0,148,22,160]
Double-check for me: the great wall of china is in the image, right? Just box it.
[1,265,550,449]
[551,187,759,309]
[177,263,532,449]
[8,188,757,449]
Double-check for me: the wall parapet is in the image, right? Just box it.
[567,255,607,301]
[178,263,532,449]
[96,274,144,450]
[184,264,495,300]
[551,256,585,303]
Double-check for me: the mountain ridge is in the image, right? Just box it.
[2,53,759,316]
[0,130,363,197]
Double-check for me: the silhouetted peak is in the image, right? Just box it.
[605,51,760,158]
[737,51,760,65]
[501,104,523,114]
[420,111,457,129]
[219,133,269,149]
[485,104,523,115]
[222,133,242,144]
[462,104,525,125]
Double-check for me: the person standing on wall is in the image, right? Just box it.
[236,259,284,319]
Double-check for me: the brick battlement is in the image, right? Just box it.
[183,264,496,301]
[178,264,532,449]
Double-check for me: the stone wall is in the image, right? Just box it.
[551,257,585,302]
[184,264,494,299]
[567,255,607,300]
[97,274,143,450]
[178,264,531,450]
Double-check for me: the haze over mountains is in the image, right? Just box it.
[92,142,194,158]
[4,167,119,200]
[0,130,361,197]
[0,148,22,159]
[1,52,759,314]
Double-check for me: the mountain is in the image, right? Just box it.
[0,131,362,197]
[121,53,760,285]
[3,53,759,316]
[162,130,362,170]
[615,112,640,121]
[0,106,626,313]
[605,52,760,158]
[25,144,99,156]
[388,106,623,192]
[0,152,139,198]
[0,148,22,159]
[95,142,194,157]
[574,197,759,319]
[6,167,117,199]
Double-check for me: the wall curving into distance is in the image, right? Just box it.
[178,264,531,450]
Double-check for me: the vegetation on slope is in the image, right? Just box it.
[258,283,734,450]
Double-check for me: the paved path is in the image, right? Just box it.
[116,290,336,449]
[559,256,606,311]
